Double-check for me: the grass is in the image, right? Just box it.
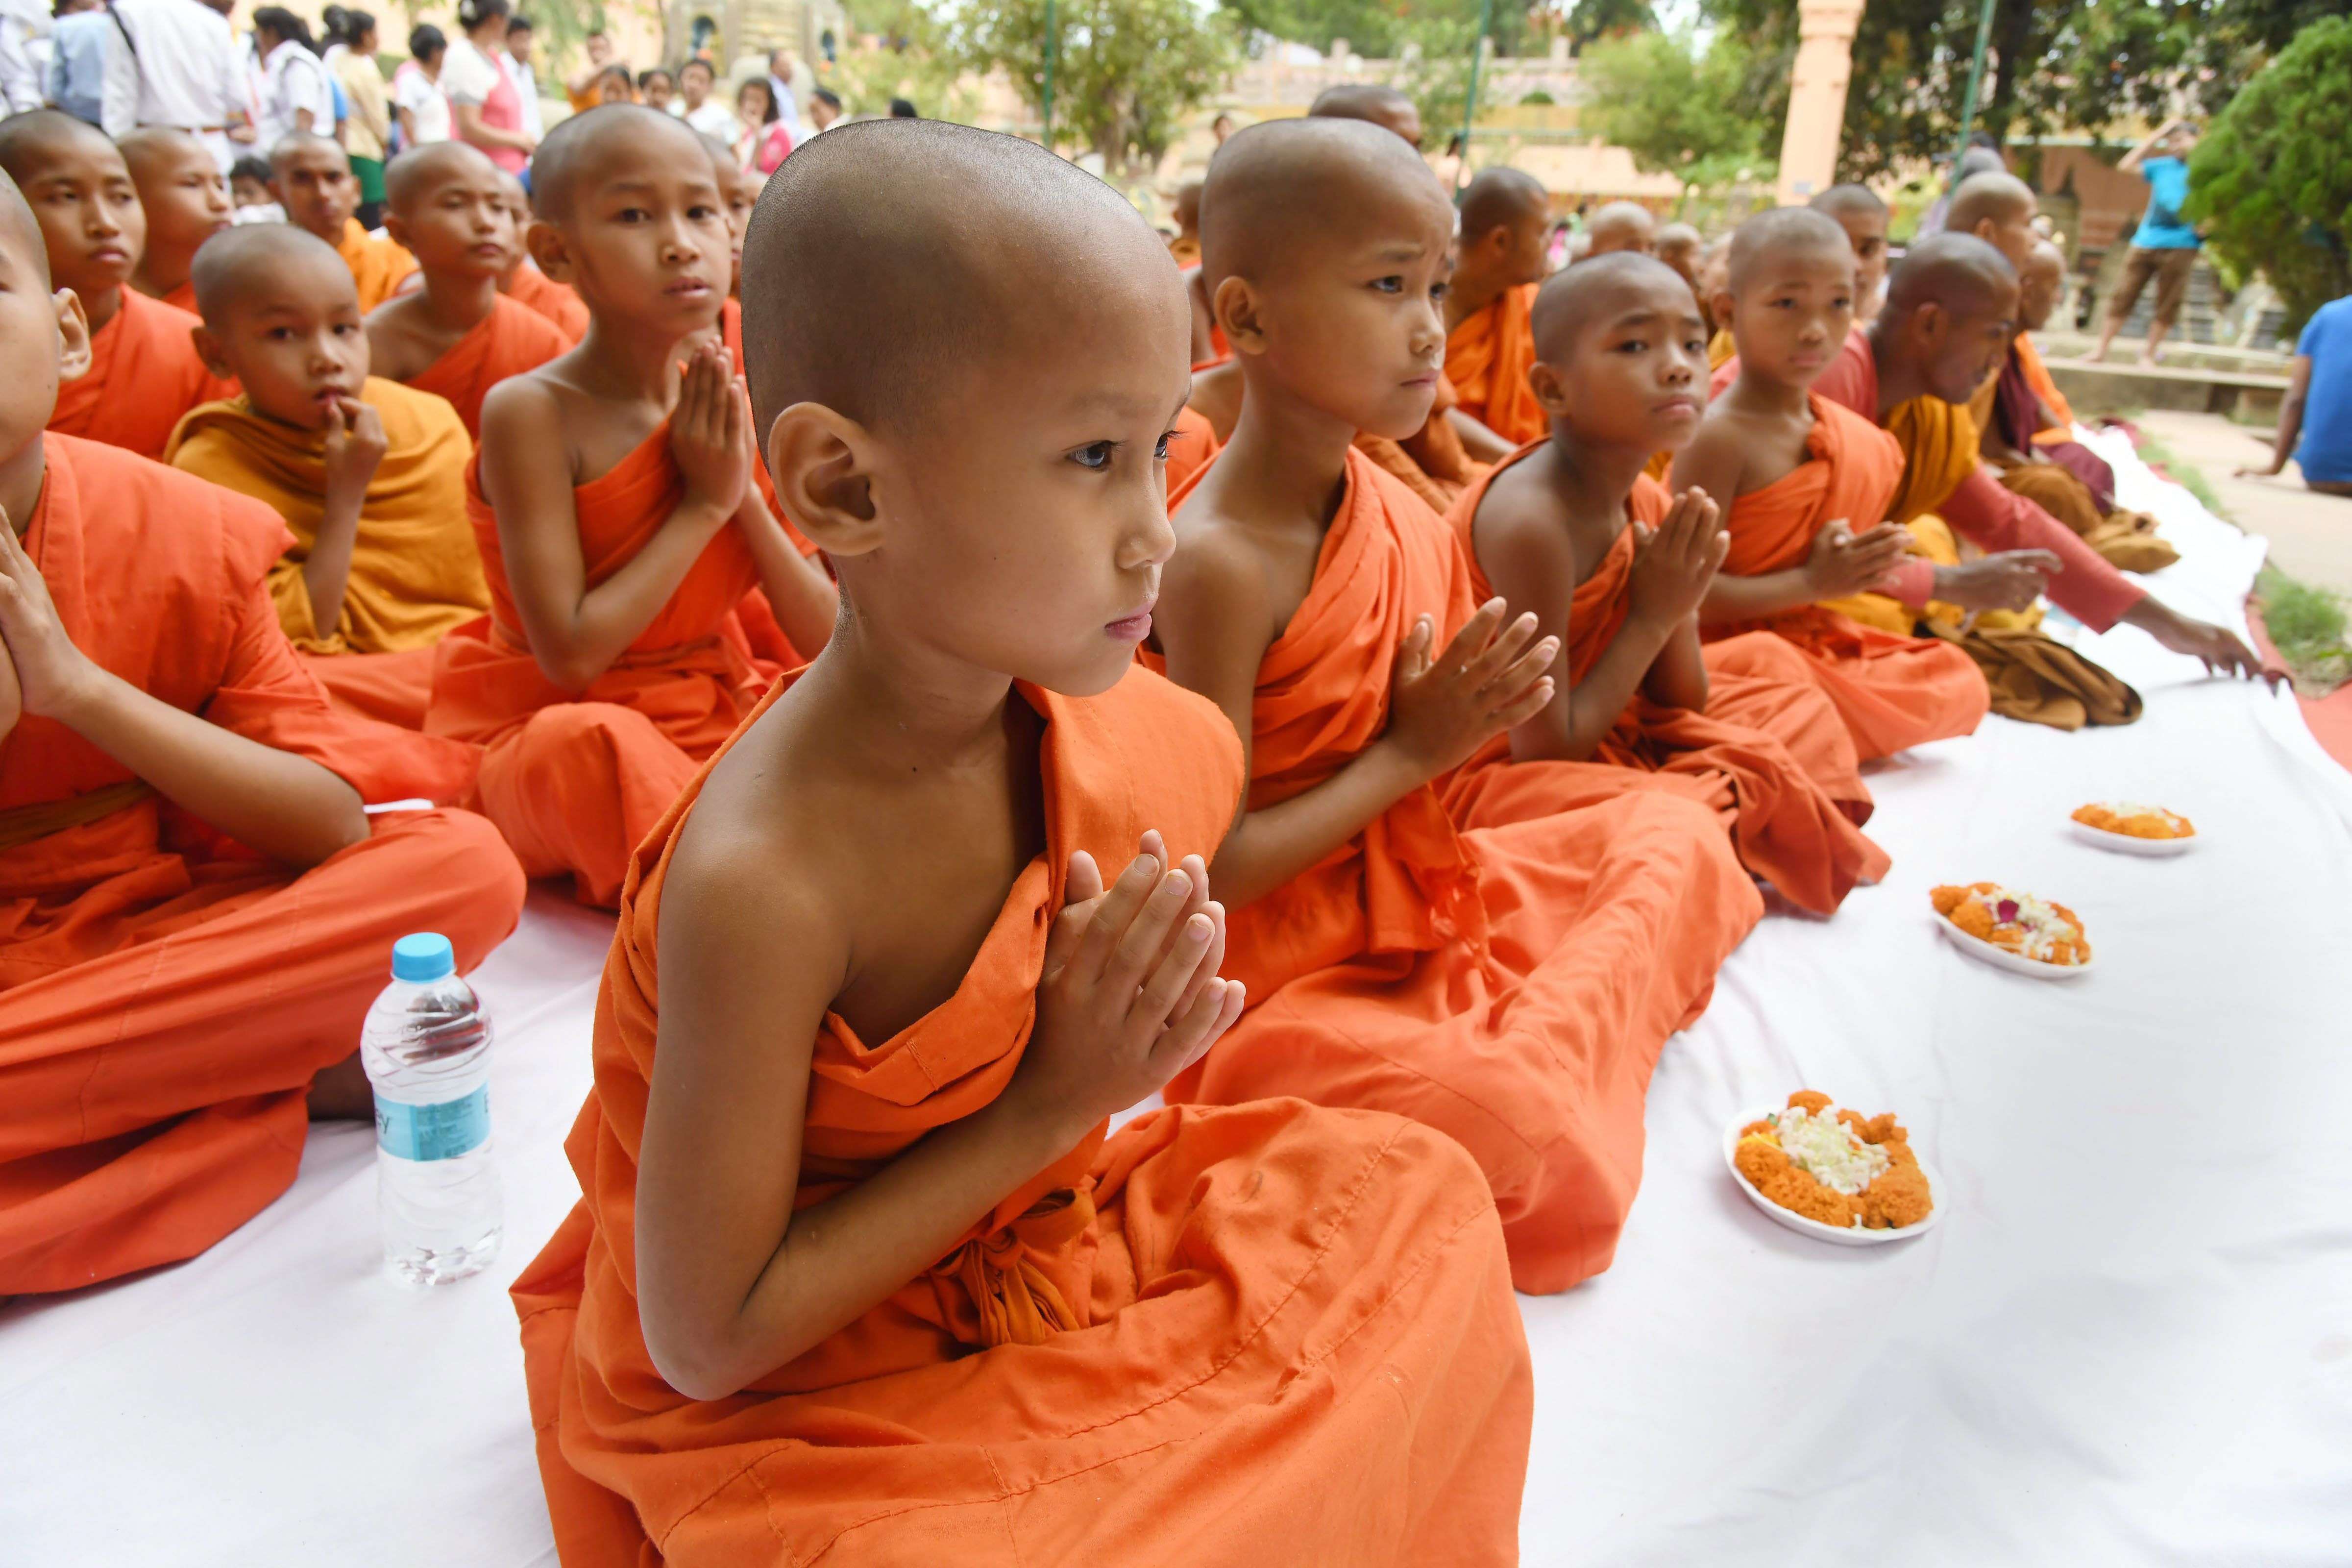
[2255,566,2352,692]
[2130,426,2231,518]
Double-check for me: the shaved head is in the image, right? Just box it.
[1884,232,2016,322]
[1585,200,1656,257]
[1307,82,1422,146]
[2024,238,2065,284]
[1199,116,1446,292]
[115,125,211,183]
[1946,171,2035,239]
[1727,206,1851,293]
[1809,182,1885,223]
[1532,250,1692,359]
[384,139,503,211]
[1952,147,2006,188]
[0,107,116,179]
[0,170,47,288]
[1459,166,1547,245]
[742,119,1179,438]
[2019,237,2066,330]
[269,130,347,174]
[1655,221,1701,258]
[529,103,709,222]
[190,222,354,325]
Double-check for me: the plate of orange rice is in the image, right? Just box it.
[1931,882,2094,978]
[1724,1092,1939,1247]
[2070,801,2196,857]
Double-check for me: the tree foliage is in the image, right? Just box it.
[1578,28,1765,200]
[2184,16,2352,333]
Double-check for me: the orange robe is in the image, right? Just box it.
[1166,404,1220,491]
[1447,450,1891,915]
[406,294,573,440]
[0,435,522,1295]
[1353,372,1490,514]
[2016,333,2076,437]
[158,279,198,313]
[511,664,1534,1566]
[1703,393,1989,760]
[47,289,237,461]
[426,423,808,907]
[1153,448,1762,1294]
[334,217,419,313]
[166,378,487,731]
[1444,283,1544,444]
[505,262,588,343]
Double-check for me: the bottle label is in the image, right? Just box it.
[374,1086,490,1162]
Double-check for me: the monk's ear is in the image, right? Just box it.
[189,321,235,383]
[1214,274,1266,357]
[52,289,91,382]
[382,210,411,251]
[525,219,573,284]
[1709,289,1737,338]
[1527,357,1571,417]
[765,402,883,560]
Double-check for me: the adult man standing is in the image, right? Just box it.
[503,12,543,143]
[100,0,253,170]
[765,47,799,132]
[2089,119,2202,365]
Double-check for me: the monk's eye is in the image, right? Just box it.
[1430,280,1450,301]
[1069,441,1117,471]
[1372,275,1404,294]
[1153,431,1174,462]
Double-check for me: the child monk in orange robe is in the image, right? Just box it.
[366,143,570,441]
[1810,183,1890,323]
[1675,207,1991,760]
[1446,251,1892,914]
[1150,119,1760,1295]
[119,127,231,314]
[693,132,759,370]
[1444,166,1552,443]
[168,226,487,731]
[0,111,234,460]
[497,168,587,344]
[268,132,417,312]
[0,174,523,1294]
[427,106,838,907]
[509,120,1533,1565]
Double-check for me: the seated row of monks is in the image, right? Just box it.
[0,93,2275,1563]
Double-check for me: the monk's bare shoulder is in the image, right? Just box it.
[1164,498,1286,650]
[1474,454,1583,586]
[1678,407,1760,497]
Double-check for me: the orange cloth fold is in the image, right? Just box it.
[1352,371,1490,513]
[511,664,1534,1566]
[1448,448,1892,914]
[1166,403,1220,491]
[1445,284,1544,444]
[47,289,238,460]
[2015,333,2076,431]
[157,279,197,313]
[334,217,419,313]
[406,294,572,439]
[1705,392,1989,759]
[503,263,588,343]
[0,435,521,1294]
[425,422,807,906]
[1152,448,1762,1294]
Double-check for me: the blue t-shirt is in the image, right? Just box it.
[2132,156,2199,249]
[2294,297,2352,484]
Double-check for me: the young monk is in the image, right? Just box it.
[510,119,1534,1564]
[1698,235,1736,363]
[1585,199,1658,258]
[1810,183,1889,322]
[1152,118,1761,1295]
[169,225,486,731]
[694,132,757,368]
[365,142,570,440]
[1675,207,1994,760]
[120,127,232,313]
[269,132,417,312]
[1445,166,1553,443]
[1166,176,1201,265]
[0,172,523,1295]
[1305,80,1423,145]
[0,111,234,460]
[1446,250,1893,913]
[496,174,588,343]
[1655,220,1703,295]
[427,105,839,907]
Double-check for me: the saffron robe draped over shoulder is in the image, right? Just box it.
[0,434,523,1295]
[511,664,1535,1568]
[1154,447,1761,1294]
[166,378,488,730]
[47,289,237,461]
[1353,372,1490,514]
[1702,392,1989,759]
[1448,447,1892,915]
[334,217,419,313]
[504,263,588,343]
[425,422,808,907]
[1445,284,1544,444]
[406,294,573,440]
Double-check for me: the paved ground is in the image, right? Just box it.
[2128,408,2352,595]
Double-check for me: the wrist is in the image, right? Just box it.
[42,655,115,730]
[1364,732,1441,793]
[987,1076,1097,1166]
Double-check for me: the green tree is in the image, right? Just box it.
[1215,0,1532,62]
[1561,0,1654,53]
[1578,28,1764,204]
[2185,16,2352,333]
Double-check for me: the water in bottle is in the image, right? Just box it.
[360,931,502,1285]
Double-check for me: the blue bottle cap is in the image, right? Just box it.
[391,932,456,982]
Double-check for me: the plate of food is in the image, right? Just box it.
[1724,1092,1939,1247]
[2070,801,2196,857]
[1931,882,2094,978]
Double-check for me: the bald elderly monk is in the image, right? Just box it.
[270,132,417,313]
[1719,233,2271,682]
[1445,166,1555,444]
[0,170,521,1295]
[1584,199,1657,259]
[120,128,232,314]
[368,143,570,441]
[1811,183,1890,323]
[0,111,234,460]
[170,226,487,731]
[510,118,1536,1568]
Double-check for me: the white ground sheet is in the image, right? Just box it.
[5,430,2349,1566]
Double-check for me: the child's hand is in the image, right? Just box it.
[1380,600,1558,783]
[724,373,770,525]
[1801,517,1911,598]
[0,611,19,742]
[1012,833,1245,1140]
[1628,486,1728,628]
[672,343,752,520]
[0,510,100,724]
[320,397,387,508]
[1930,550,2060,612]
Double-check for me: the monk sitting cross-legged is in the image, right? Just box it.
[0,172,523,1295]
[269,132,417,313]
[366,142,571,441]
[497,173,588,343]
[119,127,233,315]
[0,111,235,460]
[1150,119,1760,1295]
[1675,207,1994,760]
[1446,251,1893,914]
[510,121,1534,1567]
[1444,166,1554,444]
[168,226,486,733]
[425,105,839,907]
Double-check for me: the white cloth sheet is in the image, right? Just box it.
[3,432,2348,1565]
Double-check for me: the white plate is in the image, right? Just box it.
[1933,911,2095,979]
[1723,1106,1942,1247]
[2070,818,2197,857]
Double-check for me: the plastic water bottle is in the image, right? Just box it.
[360,932,502,1285]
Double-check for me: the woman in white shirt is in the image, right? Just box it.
[251,7,335,147]
[676,57,736,140]
[392,24,453,149]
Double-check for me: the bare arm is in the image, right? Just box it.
[454,99,536,155]
[2117,121,2180,176]
[299,396,385,641]
[1640,616,1710,710]
[1446,407,1515,464]
[2239,357,2312,478]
